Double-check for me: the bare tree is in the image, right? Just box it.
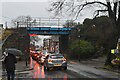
[49,0,120,65]
[49,0,120,28]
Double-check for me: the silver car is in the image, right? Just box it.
[44,53,67,71]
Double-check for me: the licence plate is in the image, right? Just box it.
[54,64,61,66]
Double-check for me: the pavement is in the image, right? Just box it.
[0,59,33,80]
[68,56,120,79]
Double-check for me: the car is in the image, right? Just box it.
[38,52,50,64]
[44,53,67,71]
[38,55,46,64]
[42,50,49,57]
[31,51,41,61]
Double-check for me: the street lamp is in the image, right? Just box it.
[16,22,19,28]
[77,28,81,42]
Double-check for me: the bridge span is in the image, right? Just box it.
[12,17,73,54]
[27,27,71,35]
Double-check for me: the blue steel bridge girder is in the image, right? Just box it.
[26,27,72,35]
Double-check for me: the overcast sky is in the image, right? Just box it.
[2,2,51,18]
[0,0,51,24]
[0,0,99,25]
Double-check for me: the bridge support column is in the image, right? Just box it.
[59,35,69,54]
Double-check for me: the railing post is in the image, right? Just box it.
[58,18,60,28]
[17,22,19,28]
[5,22,8,29]
[39,18,41,26]
[49,18,50,26]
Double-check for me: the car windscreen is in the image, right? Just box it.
[50,55,64,59]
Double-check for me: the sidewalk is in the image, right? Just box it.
[69,56,106,69]
[0,60,33,80]
[68,56,120,79]
[15,61,33,72]
[80,56,120,73]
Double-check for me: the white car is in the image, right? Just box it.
[44,53,67,71]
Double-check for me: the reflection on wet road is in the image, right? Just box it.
[32,61,68,78]
[32,61,45,78]
[28,57,71,79]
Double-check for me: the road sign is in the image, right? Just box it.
[111,49,119,54]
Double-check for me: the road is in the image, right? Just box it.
[1,57,120,80]
[14,59,86,80]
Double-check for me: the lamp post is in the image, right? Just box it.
[77,28,81,44]
[77,28,81,62]
[21,34,28,67]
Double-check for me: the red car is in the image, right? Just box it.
[31,51,41,61]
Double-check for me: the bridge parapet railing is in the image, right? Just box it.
[18,18,69,27]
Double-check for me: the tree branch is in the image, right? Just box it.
[113,2,118,21]
[117,1,120,24]
[94,10,108,18]
[82,1,108,7]
[106,1,113,16]
[49,0,109,19]
[74,1,108,19]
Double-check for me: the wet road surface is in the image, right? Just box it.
[15,60,83,79]
[1,57,120,80]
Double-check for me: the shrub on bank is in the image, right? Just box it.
[69,40,95,60]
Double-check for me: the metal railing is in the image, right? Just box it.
[17,18,69,28]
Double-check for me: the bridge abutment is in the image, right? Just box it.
[59,35,69,54]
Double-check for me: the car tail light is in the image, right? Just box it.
[34,54,37,56]
[48,59,53,62]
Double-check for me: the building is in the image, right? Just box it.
[43,36,59,53]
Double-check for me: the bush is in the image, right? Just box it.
[69,40,95,59]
